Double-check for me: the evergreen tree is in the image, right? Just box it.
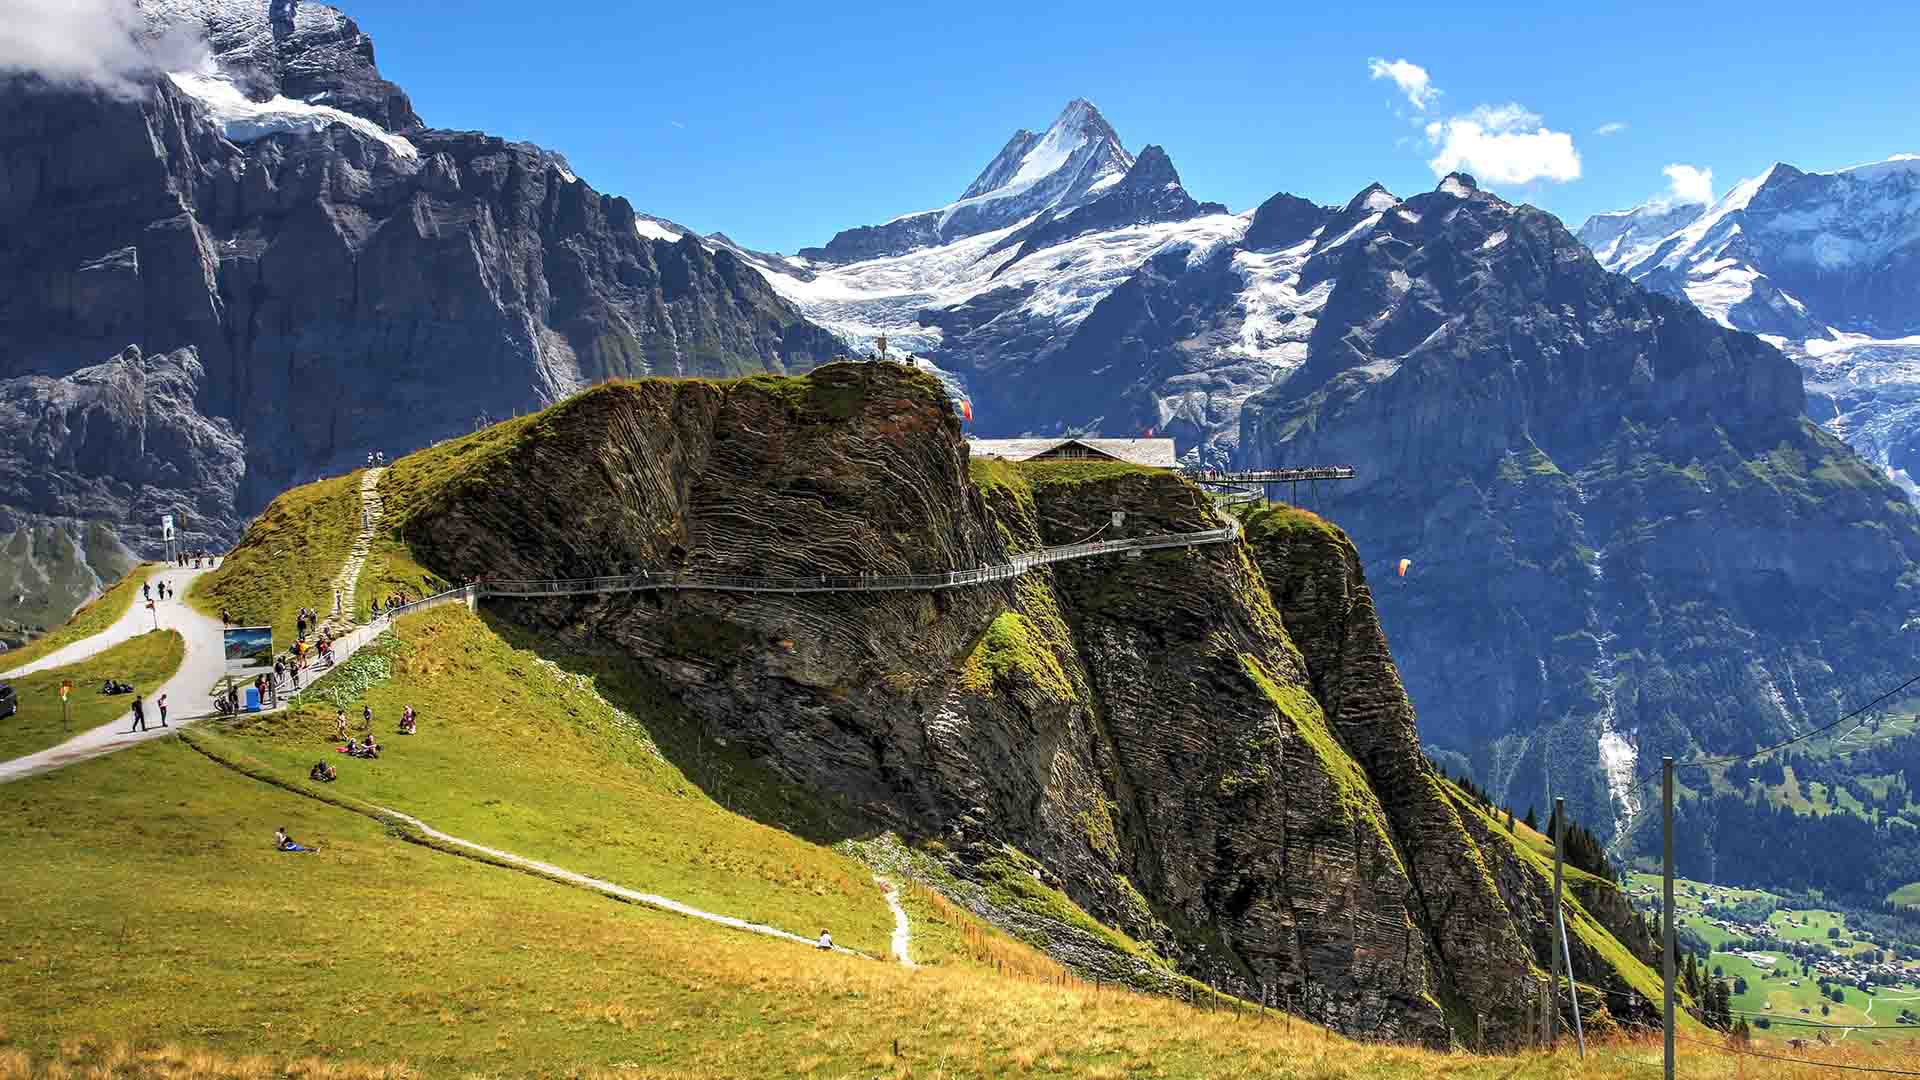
[1524,806,1538,831]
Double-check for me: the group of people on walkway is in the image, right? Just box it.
[365,450,387,468]
[125,692,169,733]
[368,592,413,619]
[142,581,173,602]
[174,551,220,568]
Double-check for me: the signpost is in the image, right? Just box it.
[146,598,158,631]
[223,626,274,713]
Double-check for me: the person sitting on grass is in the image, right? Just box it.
[399,706,417,735]
[816,930,833,951]
[309,762,337,783]
[274,827,314,852]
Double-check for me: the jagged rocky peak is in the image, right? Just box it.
[961,97,1130,200]
[136,0,421,131]
[800,97,1138,263]
[992,143,1226,269]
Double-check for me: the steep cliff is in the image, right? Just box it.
[1236,174,1920,844]
[0,0,843,629]
[377,361,1666,1046]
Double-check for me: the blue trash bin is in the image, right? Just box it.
[245,686,261,712]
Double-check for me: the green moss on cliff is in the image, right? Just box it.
[960,612,1076,702]
[1240,653,1398,858]
[1240,503,1347,546]
[977,847,1171,970]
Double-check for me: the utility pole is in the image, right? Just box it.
[1553,796,1585,1057]
[1548,799,1562,1047]
[1663,756,1677,1080]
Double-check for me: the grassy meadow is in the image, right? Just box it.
[0,630,183,759]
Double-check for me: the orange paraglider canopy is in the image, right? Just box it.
[1397,558,1411,578]
[961,399,974,422]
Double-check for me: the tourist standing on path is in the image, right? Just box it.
[333,589,341,616]
[221,608,231,627]
[142,582,151,602]
[157,693,168,728]
[127,694,147,734]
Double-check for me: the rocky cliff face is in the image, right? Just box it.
[1237,174,1920,845]
[1578,156,1920,491]
[382,361,1665,1046]
[0,0,842,627]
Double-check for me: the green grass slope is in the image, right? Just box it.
[189,603,896,956]
[190,471,364,645]
[1,731,1816,1077]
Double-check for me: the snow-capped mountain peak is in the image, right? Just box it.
[799,99,1135,264]
[1578,152,1920,492]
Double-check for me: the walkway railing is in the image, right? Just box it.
[476,518,1241,599]
[1184,466,1357,483]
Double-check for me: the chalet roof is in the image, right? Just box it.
[966,437,1178,468]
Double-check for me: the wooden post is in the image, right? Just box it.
[1664,757,1677,1080]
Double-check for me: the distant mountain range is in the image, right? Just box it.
[1577,156,1920,490]
[4,0,1918,847]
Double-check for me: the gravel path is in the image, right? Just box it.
[877,876,917,968]
[382,804,879,959]
[2,471,397,786]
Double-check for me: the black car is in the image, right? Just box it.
[0,682,14,719]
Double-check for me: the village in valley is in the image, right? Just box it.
[1628,872,1920,1041]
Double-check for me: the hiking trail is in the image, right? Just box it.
[320,467,386,637]
[877,876,916,968]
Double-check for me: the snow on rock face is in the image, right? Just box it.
[167,69,417,158]
[136,0,421,131]
[1578,153,1920,492]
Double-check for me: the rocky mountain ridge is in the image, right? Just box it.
[373,361,1670,1045]
[0,0,844,623]
[1577,155,1920,490]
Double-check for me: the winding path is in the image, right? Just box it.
[377,805,880,959]
[0,564,227,784]
[0,470,402,786]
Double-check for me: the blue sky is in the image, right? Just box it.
[346,0,1917,254]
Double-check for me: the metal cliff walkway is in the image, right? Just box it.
[1184,465,1357,509]
[478,517,1243,599]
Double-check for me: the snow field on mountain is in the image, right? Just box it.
[168,69,418,158]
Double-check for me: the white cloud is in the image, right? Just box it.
[1368,57,1437,111]
[0,0,175,96]
[1595,121,1629,136]
[1661,163,1714,205]
[1423,103,1582,185]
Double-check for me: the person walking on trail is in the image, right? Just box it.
[142,582,151,602]
[157,693,168,728]
[816,930,833,951]
[127,694,147,734]
[333,589,341,616]
[221,608,231,627]
[361,704,373,732]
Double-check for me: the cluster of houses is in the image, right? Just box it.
[1628,880,1920,991]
